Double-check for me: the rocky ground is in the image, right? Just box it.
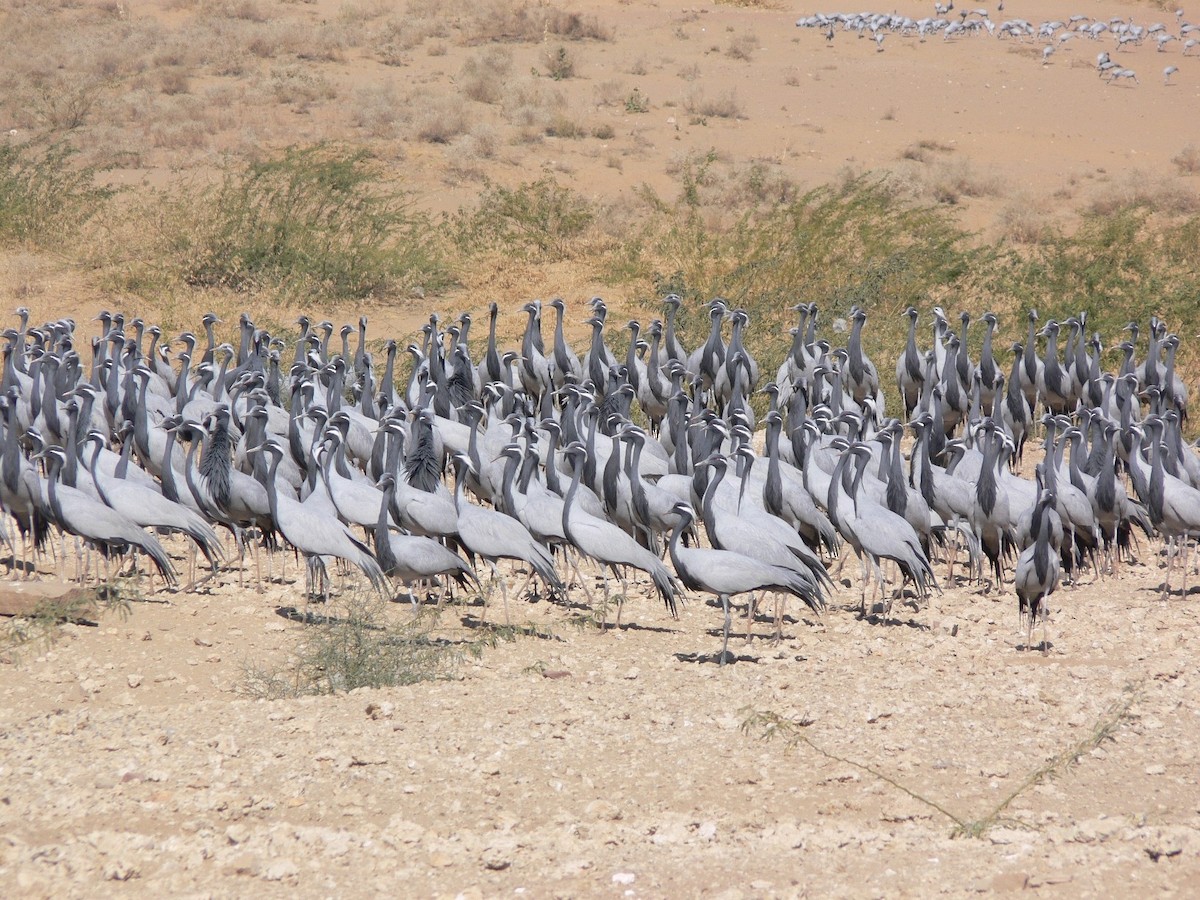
[1,537,1198,898]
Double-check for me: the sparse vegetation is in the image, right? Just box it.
[155,145,448,300]
[451,176,595,261]
[684,88,743,120]
[1173,144,1200,176]
[624,88,650,113]
[0,140,112,246]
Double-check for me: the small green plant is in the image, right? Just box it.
[624,88,650,113]
[242,593,466,698]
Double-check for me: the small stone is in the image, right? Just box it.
[126,674,142,689]
[262,859,299,881]
[215,735,239,757]
[623,667,640,680]
[226,824,251,845]
[940,619,959,637]
[612,872,636,885]
[1146,764,1167,776]
[428,851,453,868]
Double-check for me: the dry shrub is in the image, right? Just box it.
[545,115,585,139]
[726,32,760,61]
[502,76,566,130]
[151,119,210,150]
[460,47,513,104]
[269,65,337,110]
[463,1,610,44]
[1173,144,1200,176]
[159,68,191,96]
[353,81,402,137]
[591,122,616,140]
[405,91,471,143]
[446,124,501,178]
[998,199,1056,245]
[542,44,575,80]
[593,79,626,107]
[203,0,270,23]
[899,138,954,162]
[1087,173,1200,217]
[918,159,1000,205]
[684,88,743,120]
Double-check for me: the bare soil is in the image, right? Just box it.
[1,538,1199,897]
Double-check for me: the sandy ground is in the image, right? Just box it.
[1,536,1199,897]
[3,0,1200,896]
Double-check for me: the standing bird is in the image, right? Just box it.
[255,441,387,604]
[451,453,562,622]
[667,502,822,665]
[560,443,679,624]
[1014,490,1060,653]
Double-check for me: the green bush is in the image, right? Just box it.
[451,176,594,261]
[171,144,449,299]
[0,140,110,246]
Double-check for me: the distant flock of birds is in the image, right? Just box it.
[796,4,1197,85]
[0,298,1195,661]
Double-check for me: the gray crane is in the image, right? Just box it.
[831,443,938,616]
[83,430,223,588]
[561,442,679,626]
[451,453,562,622]
[255,440,387,606]
[374,474,478,606]
[668,502,821,665]
[1015,490,1060,652]
[39,445,177,587]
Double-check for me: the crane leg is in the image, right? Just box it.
[1182,537,1192,598]
[498,565,512,626]
[745,592,757,644]
[613,567,628,629]
[719,594,732,666]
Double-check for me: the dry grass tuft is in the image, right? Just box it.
[1087,172,1200,217]
[502,76,567,131]
[460,47,514,104]
[899,139,954,163]
[1172,144,1200,176]
[726,32,761,61]
[352,81,402,138]
[404,91,472,144]
[684,88,743,120]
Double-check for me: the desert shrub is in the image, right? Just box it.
[1173,144,1200,176]
[460,46,514,103]
[726,32,760,60]
[404,92,471,143]
[684,88,742,119]
[543,44,575,79]
[241,594,468,697]
[164,144,448,299]
[0,140,111,246]
[502,76,566,129]
[451,176,594,260]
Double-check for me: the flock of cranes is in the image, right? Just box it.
[0,298,1194,661]
[796,5,1198,85]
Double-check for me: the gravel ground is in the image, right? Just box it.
[1,542,1199,898]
